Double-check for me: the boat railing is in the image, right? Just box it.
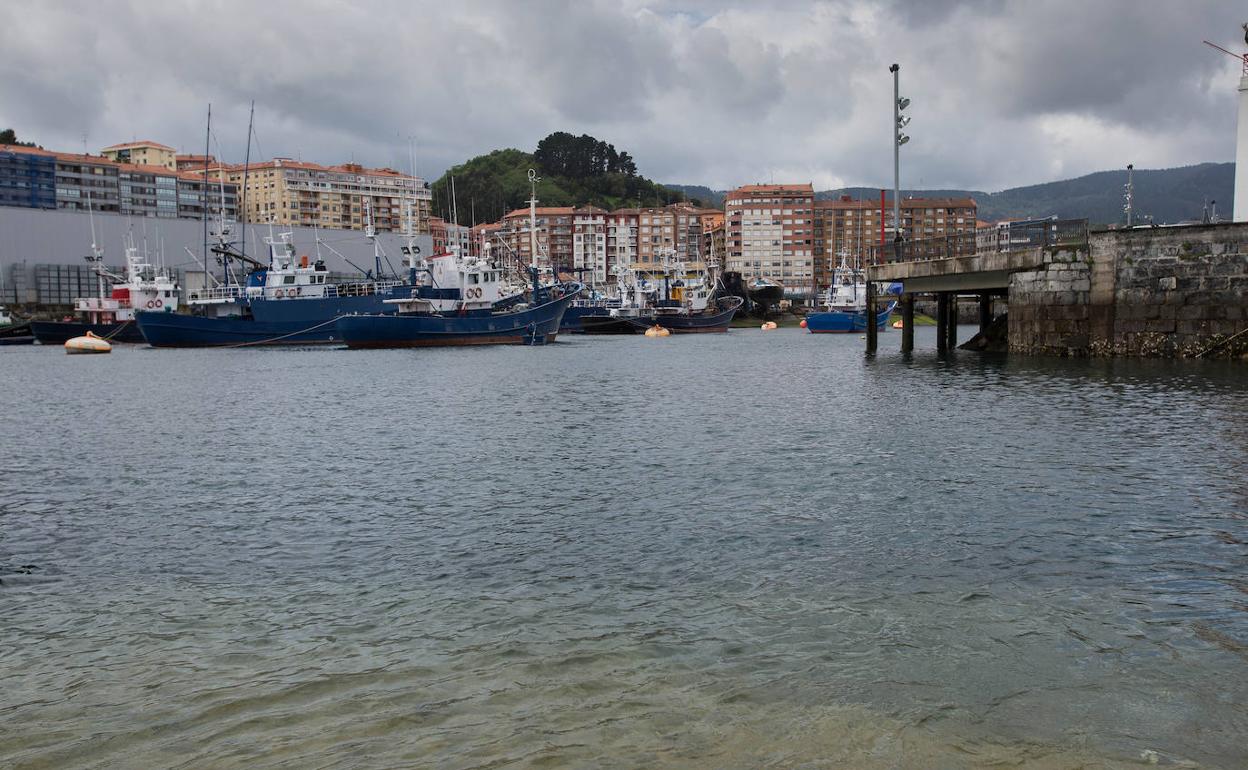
[187,285,251,304]
[323,280,403,299]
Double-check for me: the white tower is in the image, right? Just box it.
[1205,28,1248,221]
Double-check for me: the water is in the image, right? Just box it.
[1,328,1246,769]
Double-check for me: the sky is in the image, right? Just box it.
[1,0,1244,193]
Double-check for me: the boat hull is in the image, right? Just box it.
[31,320,145,344]
[0,322,34,345]
[337,288,581,349]
[624,296,744,334]
[805,301,897,333]
[561,304,608,333]
[135,294,391,347]
[578,314,642,335]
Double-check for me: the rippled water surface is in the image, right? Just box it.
[2,328,1246,769]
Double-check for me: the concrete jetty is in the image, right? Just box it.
[868,223,1248,359]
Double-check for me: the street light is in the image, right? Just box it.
[890,63,910,260]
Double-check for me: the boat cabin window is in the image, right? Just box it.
[284,276,296,284]
[468,274,479,284]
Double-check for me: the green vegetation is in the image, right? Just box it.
[430,132,698,225]
[0,128,38,148]
[888,312,936,326]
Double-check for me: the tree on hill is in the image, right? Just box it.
[431,133,688,225]
[533,132,636,178]
[0,128,39,148]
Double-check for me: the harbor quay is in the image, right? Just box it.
[868,222,1248,359]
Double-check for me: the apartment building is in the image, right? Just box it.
[0,144,242,221]
[634,203,708,268]
[100,141,177,172]
[571,207,608,283]
[725,184,817,288]
[702,211,725,267]
[0,145,56,209]
[606,208,638,276]
[813,195,978,272]
[219,158,431,233]
[499,206,576,267]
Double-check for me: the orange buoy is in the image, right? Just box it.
[799,319,808,329]
[65,330,112,354]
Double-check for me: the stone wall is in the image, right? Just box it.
[1007,224,1248,358]
[1007,248,1092,354]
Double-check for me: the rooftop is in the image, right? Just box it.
[101,140,176,152]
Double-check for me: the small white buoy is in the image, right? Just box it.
[761,321,778,331]
[65,331,112,354]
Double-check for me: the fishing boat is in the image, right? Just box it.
[579,251,741,334]
[337,271,582,349]
[339,171,584,349]
[31,232,180,345]
[804,250,898,334]
[136,225,405,347]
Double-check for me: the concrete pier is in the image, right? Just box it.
[869,222,1248,359]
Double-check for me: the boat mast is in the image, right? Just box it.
[364,196,380,279]
[86,188,105,302]
[237,100,255,287]
[527,169,539,270]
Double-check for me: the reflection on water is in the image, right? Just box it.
[1,328,1245,768]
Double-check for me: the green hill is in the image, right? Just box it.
[431,133,697,225]
[663,162,1234,225]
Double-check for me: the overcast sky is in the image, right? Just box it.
[1,0,1244,193]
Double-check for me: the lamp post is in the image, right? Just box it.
[890,64,910,261]
[1124,163,1134,227]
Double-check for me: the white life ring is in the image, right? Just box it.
[145,300,155,309]
[155,298,163,308]
[275,289,285,298]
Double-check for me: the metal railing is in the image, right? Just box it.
[868,219,1088,264]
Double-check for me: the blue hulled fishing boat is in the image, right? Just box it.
[337,280,582,348]
[340,170,583,348]
[137,228,402,347]
[805,251,899,334]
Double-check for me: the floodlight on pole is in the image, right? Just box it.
[889,63,909,260]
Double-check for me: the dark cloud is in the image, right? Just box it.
[0,0,1241,194]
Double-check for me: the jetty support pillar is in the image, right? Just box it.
[936,292,949,353]
[979,293,992,333]
[865,281,878,353]
[945,294,959,350]
[901,293,915,353]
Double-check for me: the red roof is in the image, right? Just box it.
[101,140,175,151]
[727,183,814,198]
[220,158,417,179]
[504,206,577,219]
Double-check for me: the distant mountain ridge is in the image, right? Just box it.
[664,162,1234,225]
